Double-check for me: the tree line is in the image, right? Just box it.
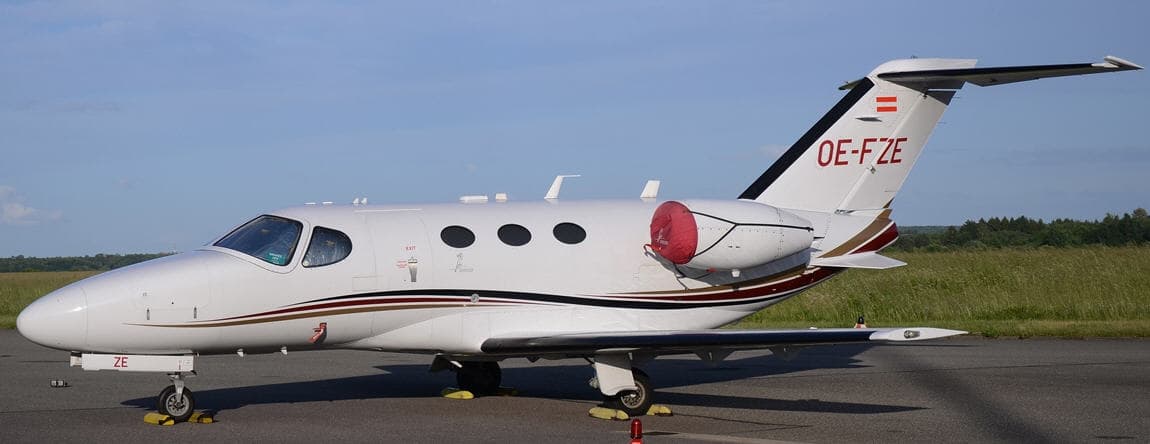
[0,253,173,273]
[889,208,1150,251]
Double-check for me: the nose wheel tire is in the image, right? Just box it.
[603,368,652,417]
[157,385,195,422]
[456,361,502,395]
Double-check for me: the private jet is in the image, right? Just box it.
[17,55,1140,421]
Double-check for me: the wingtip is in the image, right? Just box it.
[869,327,967,341]
[1102,55,1143,70]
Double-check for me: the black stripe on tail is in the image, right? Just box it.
[739,78,875,200]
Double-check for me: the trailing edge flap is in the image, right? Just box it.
[810,251,906,270]
[480,327,965,355]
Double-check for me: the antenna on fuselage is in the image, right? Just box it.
[545,174,581,200]
[640,180,661,201]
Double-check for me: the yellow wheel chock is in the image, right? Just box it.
[441,387,475,399]
[144,411,215,425]
[588,404,673,420]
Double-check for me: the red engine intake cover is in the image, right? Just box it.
[649,201,698,265]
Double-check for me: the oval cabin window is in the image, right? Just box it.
[497,224,532,246]
[440,225,476,248]
[552,222,586,244]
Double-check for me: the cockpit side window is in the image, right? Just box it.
[214,215,303,266]
[303,226,353,268]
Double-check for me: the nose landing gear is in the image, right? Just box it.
[70,353,202,423]
[157,372,195,422]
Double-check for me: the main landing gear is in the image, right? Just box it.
[601,368,652,417]
[589,354,666,418]
[455,361,503,395]
[431,354,667,418]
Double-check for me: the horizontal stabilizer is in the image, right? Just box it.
[810,251,906,269]
[878,55,1142,87]
[481,327,966,355]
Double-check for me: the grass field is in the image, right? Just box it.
[0,271,97,329]
[1,246,1148,336]
[735,246,1150,337]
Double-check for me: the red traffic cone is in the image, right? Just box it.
[630,418,643,444]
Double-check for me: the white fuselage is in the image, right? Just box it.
[20,199,837,356]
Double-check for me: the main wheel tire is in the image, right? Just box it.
[456,361,502,395]
[157,385,195,422]
[604,369,652,417]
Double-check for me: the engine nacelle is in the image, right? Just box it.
[649,200,813,271]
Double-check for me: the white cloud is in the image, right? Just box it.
[0,186,62,225]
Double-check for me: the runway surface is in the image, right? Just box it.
[1,330,1147,443]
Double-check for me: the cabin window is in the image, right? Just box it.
[441,225,476,248]
[303,226,353,268]
[214,215,303,266]
[497,224,531,246]
[552,222,587,244]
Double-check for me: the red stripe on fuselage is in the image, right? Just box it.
[852,222,899,254]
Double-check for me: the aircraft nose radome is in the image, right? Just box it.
[17,286,88,351]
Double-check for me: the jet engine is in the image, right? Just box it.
[648,200,813,272]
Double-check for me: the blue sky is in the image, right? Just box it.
[1,1,1147,257]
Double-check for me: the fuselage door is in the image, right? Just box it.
[365,210,433,289]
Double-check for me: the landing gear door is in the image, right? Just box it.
[366,210,433,288]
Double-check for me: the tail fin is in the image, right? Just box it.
[740,56,1141,214]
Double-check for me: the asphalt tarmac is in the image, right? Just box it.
[1,330,1147,443]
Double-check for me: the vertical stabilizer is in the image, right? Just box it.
[738,56,1140,256]
[740,58,976,214]
[740,56,1140,216]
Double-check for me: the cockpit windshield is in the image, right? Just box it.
[213,215,303,266]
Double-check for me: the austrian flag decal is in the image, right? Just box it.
[876,96,897,113]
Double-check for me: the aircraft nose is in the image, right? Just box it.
[17,285,88,350]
